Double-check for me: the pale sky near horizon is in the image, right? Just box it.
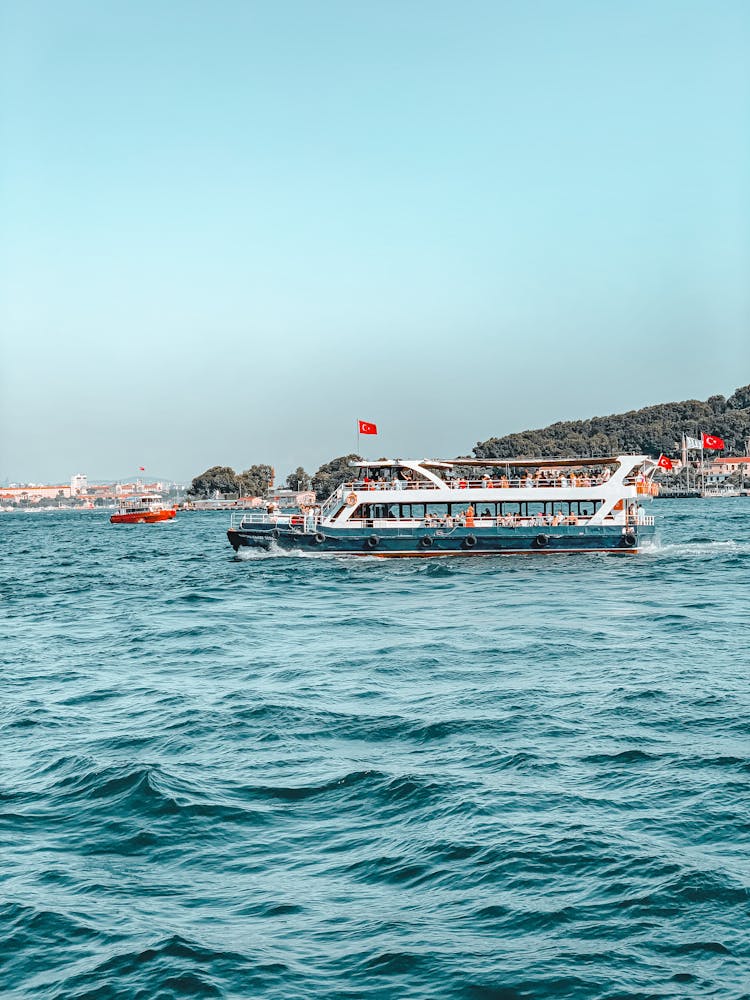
[2,1,749,484]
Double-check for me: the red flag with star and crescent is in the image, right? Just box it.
[358,420,377,435]
[656,454,673,471]
[702,433,725,450]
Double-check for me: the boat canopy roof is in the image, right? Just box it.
[350,456,646,470]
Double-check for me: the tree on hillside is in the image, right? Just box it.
[472,385,750,460]
[728,384,750,411]
[312,454,360,500]
[188,466,239,497]
[286,467,311,491]
[238,464,274,498]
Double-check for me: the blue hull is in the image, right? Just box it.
[227,524,654,556]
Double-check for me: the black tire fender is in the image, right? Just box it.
[313,532,326,544]
[622,531,637,547]
[534,533,550,549]
[419,535,433,548]
[463,534,477,549]
[365,535,379,549]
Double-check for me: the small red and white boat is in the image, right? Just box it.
[110,494,176,524]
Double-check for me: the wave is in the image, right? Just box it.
[643,538,750,558]
[42,934,269,1000]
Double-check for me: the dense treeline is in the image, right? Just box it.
[473,385,750,460]
[187,463,274,498]
[189,385,750,499]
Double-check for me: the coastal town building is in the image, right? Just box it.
[0,475,175,507]
[704,456,750,486]
[709,457,750,475]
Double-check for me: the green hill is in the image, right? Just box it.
[473,384,750,460]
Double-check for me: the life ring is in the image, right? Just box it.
[419,535,433,548]
[621,531,636,548]
[365,535,379,549]
[313,532,325,544]
[463,534,477,548]
[346,493,357,506]
[534,533,550,549]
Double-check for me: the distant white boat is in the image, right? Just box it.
[701,486,741,498]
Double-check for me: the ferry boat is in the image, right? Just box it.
[110,494,177,524]
[227,455,659,556]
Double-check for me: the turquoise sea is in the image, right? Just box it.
[1,501,748,1000]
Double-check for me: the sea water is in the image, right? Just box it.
[1,501,748,999]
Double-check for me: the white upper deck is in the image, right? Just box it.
[317,455,658,526]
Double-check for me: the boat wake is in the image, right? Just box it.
[233,543,373,562]
[641,538,750,559]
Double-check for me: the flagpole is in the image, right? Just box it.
[681,434,687,490]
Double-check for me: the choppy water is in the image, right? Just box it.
[1,500,749,1000]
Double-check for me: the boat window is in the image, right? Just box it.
[551,502,570,515]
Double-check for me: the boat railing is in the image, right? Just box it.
[342,475,617,491]
[337,514,655,530]
[230,511,321,531]
[319,484,345,518]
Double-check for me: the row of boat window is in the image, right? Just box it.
[351,501,604,519]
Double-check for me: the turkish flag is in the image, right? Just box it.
[358,420,377,435]
[657,454,673,471]
[702,434,725,450]
[139,466,145,471]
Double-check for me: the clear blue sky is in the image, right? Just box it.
[2,0,749,484]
